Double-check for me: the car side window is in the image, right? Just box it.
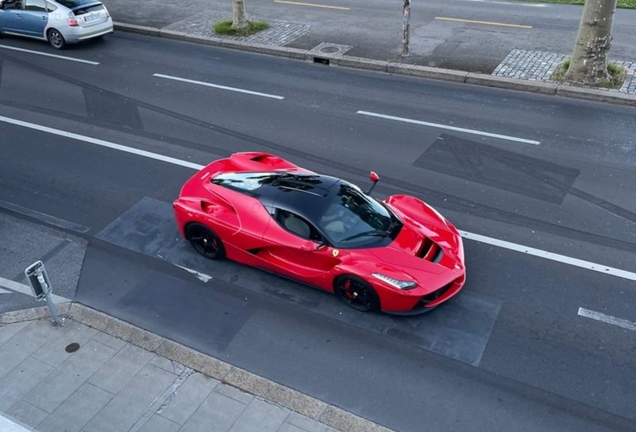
[46,1,57,11]
[25,0,46,11]
[275,209,324,243]
[2,0,23,10]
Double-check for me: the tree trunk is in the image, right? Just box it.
[232,0,248,30]
[565,0,617,84]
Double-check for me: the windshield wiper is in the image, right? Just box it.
[340,229,390,242]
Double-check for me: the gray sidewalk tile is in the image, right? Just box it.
[0,322,29,346]
[0,357,54,412]
[155,372,219,425]
[91,331,126,351]
[229,399,289,432]
[215,383,254,405]
[138,414,180,432]
[23,340,116,413]
[0,321,56,380]
[284,412,327,432]
[180,392,247,432]
[88,343,154,394]
[149,356,186,375]
[32,322,98,367]
[81,364,176,432]
[5,400,48,429]
[278,424,315,432]
[38,383,113,432]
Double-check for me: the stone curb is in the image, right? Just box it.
[113,21,636,106]
[0,303,394,432]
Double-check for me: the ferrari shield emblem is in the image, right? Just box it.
[332,249,339,257]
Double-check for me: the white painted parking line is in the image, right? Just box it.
[0,414,32,432]
[460,231,636,281]
[0,115,204,170]
[175,264,213,282]
[3,115,634,284]
[153,73,285,100]
[0,44,99,65]
[357,110,541,145]
[578,308,636,332]
[0,276,70,304]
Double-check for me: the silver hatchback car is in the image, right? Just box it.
[0,0,112,49]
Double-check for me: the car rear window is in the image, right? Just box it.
[55,0,103,12]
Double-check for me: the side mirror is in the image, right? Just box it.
[367,171,380,194]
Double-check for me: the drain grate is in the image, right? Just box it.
[308,42,353,65]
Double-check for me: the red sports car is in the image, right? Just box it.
[173,152,466,314]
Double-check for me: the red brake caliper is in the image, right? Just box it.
[343,279,354,299]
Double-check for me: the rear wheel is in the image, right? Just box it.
[334,275,380,312]
[185,223,226,260]
[47,29,66,50]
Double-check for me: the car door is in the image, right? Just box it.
[20,0,48,37]
[0,0,26,34]
[260,208,341,288]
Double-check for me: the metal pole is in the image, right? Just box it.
[39,274,64,326]
[402,0,411,56]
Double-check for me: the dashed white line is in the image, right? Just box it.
[460,231,636,282]
[0,44,99,65]
[2,115,633,284]
[0,115,204,170]
[578,308,636,332]
[153,73,285,100]
[357,110,541,145]
[0,276,70,304]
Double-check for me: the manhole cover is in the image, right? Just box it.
[320,46,340,54]
[65,343,80,353]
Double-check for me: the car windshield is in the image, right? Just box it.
[317,182,399,247]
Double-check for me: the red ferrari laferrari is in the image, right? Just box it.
[173,152,466,314]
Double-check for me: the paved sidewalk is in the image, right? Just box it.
[0,314,370,432]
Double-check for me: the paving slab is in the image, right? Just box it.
[88,343,155,394]
[0,357,54,412]
[155,372,219,425]
[180,392,248,432]
[37,383,113,432]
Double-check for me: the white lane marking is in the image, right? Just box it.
[0,44,99,65]
[460,231,636,282]
[0,276,70,304]
[0,414,32,432]
[0,287,11,294]
[175,264,213,283]
[153,73,285,100]
[0,115,204,170]
[464,0,548,6]
[357,110,540,145]
[3,115,634,283]
[578,308,636,332]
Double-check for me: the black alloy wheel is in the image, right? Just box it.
[335,275,380,312]
[185,223,226,260]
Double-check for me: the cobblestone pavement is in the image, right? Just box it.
[493,49,636,94]
[164,12,311,46]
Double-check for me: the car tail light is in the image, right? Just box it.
[67,12,78,26]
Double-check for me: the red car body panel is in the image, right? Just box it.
[174,152,466,314]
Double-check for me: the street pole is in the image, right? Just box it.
[402,0,411,56]
[25,261,64,326]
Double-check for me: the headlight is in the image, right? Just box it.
[372,273,417,290]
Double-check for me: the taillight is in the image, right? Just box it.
[67,12,78,26]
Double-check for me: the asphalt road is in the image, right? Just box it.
[1,33,636,432]
[102,0,636,72]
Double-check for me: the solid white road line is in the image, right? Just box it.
[2,115,634,283]
[0,287,11,294]
[463,0,548,7]
[153,73,285,100]
[0,44,99,65]
[578,308,636,332]
[0,276,70,304]
[357,110,541,145]
[460,231,636,282]
[0,115,204,170]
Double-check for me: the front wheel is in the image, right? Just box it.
[334,275,380,312]
[47,29,66,50]
[185,223,226,260]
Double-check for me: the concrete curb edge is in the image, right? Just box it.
[113,22,636,107]
[0,303,394,432]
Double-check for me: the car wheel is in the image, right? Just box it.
[47,29,66,50]
[185,223,226,260]
[334,275,380,312]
